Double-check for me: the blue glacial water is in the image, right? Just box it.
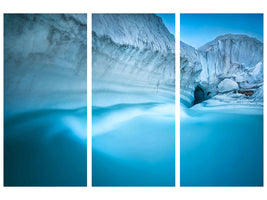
[4,107,87,186]
[92,102,175,186]
[180,106,263,186]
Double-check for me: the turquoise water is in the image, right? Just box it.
[4,107,87,186]
[180,107,263,186]
[92,103,175,186]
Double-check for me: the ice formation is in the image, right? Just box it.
[180,41,202,107]
[4,14,87,117]
[92,14,175,186]
[217,79,239,93]
[92,14,175,107]
[4,14,87,186]
[180,34,263,107]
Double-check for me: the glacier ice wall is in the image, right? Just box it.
[4,14,87,116]
[92,14,175,107]
[92,14,174,55]
[198,34,263,93]
[92,14,175,186]
[180,41,202,107]
[4,14,87,186]
[180,34,263,107]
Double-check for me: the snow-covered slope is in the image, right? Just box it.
[180,34,263,107]
[4,14,87,116]
[92,14,175,106]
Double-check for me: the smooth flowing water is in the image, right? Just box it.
[92,103,175,186]
[180,106,263,186]
[4,107,87,186]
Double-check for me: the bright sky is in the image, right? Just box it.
[180,14,263,48]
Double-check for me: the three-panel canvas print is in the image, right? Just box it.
[3,13,263,187]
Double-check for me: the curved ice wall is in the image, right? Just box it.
[4,14,87,116]
[180,41,202,107]
[180,34,263,107]
[4,14,87,186]
[92,14,175,106]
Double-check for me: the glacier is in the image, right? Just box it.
[92,14,175,108]
[4,14,87,116]
[92,14,175,186]
[181,34,263,107]
[180,34,263,186]
[180,41,202,107]
[4,14,87,186]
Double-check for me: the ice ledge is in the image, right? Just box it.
[92,14,175,55]
[199,33,262,51]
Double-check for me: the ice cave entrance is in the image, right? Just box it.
[193,85,206,105]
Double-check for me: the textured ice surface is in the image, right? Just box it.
[180,33,263,186]
[217,79,239,93]
[92,14,175,107]
[180,34,263,107]
[92,14,175,186]
[180,41,202,107]
[4,14,87,186]
[92,14,174,55]
[4,14,87,116]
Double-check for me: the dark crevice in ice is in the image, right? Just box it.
[193,84,208,105]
